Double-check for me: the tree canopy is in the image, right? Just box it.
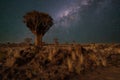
[23,10,53,35]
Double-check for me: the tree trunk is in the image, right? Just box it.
[35,34,43,47]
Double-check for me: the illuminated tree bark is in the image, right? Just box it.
[35,34,42,47]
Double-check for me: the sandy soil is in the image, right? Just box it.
[80,66,120,80]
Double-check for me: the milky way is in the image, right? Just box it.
[55,0,81,28]
[46,0,120,43]
[54,0,112,28]
[0,0,120,43]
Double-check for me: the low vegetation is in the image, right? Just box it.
[0,43,120,80]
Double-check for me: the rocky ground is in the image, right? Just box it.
[0,43,120,80]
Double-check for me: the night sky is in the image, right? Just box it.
[0,0,120,43]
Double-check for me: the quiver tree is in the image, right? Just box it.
[23,10,53,47]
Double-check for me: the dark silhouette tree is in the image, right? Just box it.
[24,38,32,45]
[23,10,53,47]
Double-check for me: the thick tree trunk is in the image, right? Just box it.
[35,34,43,47]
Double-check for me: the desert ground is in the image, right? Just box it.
[0,43,120,80]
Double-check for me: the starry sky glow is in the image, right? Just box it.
[0,0,120,43]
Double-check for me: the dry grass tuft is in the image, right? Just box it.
[67,57,73,72]
[1,43,117,80]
